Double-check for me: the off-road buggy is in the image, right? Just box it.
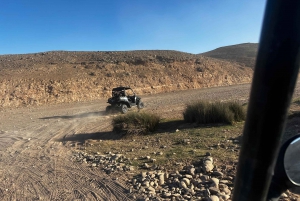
[106,86,144,114]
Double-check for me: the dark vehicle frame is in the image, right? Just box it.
[106,86,144,114]
[232,0,300,200]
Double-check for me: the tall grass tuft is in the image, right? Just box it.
[112,112,160,136]
[183,101,246,125]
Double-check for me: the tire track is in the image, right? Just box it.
[1,83,300,200]
[73,189,85,199]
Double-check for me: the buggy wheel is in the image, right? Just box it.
[121,104,128,114]
[106,106,112,113]
[137,101,144,109]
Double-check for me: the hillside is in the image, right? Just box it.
[201,43,258,68]
[0,49,254,108]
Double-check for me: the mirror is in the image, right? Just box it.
[284,137,300,186]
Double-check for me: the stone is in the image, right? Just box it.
[189,167,196,175]
[218,193,230,200]
[200,175,210,181]
[183,195,191,199]
[205,156,213,163]
[142,172,147,179]
[203,160,214,173]
[210,178,219,188]
[212,171,224,177]
[144,163,151,169]
[209,187,220,195]
[183,139,190,143]
[132,178,137,185]
[180,180,188,189]
[165,172,169,179]
[182,178,191,186]
[149,172,156,178]
[222,188,231,195]
[147,186,156,193]
[185,174,193,179]
[162,192,172,198]
[158,173,165,185]
[143,181,150,187]
[219,183,228,190]
[172,193,181,197]
[219,180,230,184]
[209,195,220,201]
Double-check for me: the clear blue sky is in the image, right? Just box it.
[0,0,266,55]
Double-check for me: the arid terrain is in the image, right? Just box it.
[0,44,256,108]
[0,43,299,200]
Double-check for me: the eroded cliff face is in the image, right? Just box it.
[0,50,253,108]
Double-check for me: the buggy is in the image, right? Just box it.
[106,86,144,114]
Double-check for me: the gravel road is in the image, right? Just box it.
[0,82,299,200]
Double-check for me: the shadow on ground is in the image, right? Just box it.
[156,120,189,132]
[157,120,231,132]
[40,111,106,120]
[57,119,233,145]
[58,131,123,145]
[58,120,197,144]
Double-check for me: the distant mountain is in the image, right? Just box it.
[201,43,258,68]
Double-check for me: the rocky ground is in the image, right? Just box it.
[0,83,300,200]
[72,149,238,201]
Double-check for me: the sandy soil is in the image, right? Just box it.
[0,83,299,200]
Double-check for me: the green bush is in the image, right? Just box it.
[183,101,246,125]
[112,112,160,135]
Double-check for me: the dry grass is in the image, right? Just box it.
[183,101,246,125]
[81,99,300,172]
[83,120,244,172]
[112,112,160,136]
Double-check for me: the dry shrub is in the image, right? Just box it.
[112,112,160,136]
[183,101,246,125]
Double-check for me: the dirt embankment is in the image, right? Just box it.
[0,50,253,108]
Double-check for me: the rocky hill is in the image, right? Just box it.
[0,46,254,108]
[201,43,258,68]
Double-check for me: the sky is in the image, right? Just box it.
[0,0,266,55]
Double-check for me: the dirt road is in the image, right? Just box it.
[0,83,299,200]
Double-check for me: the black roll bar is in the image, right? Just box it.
[232,0,300,201]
